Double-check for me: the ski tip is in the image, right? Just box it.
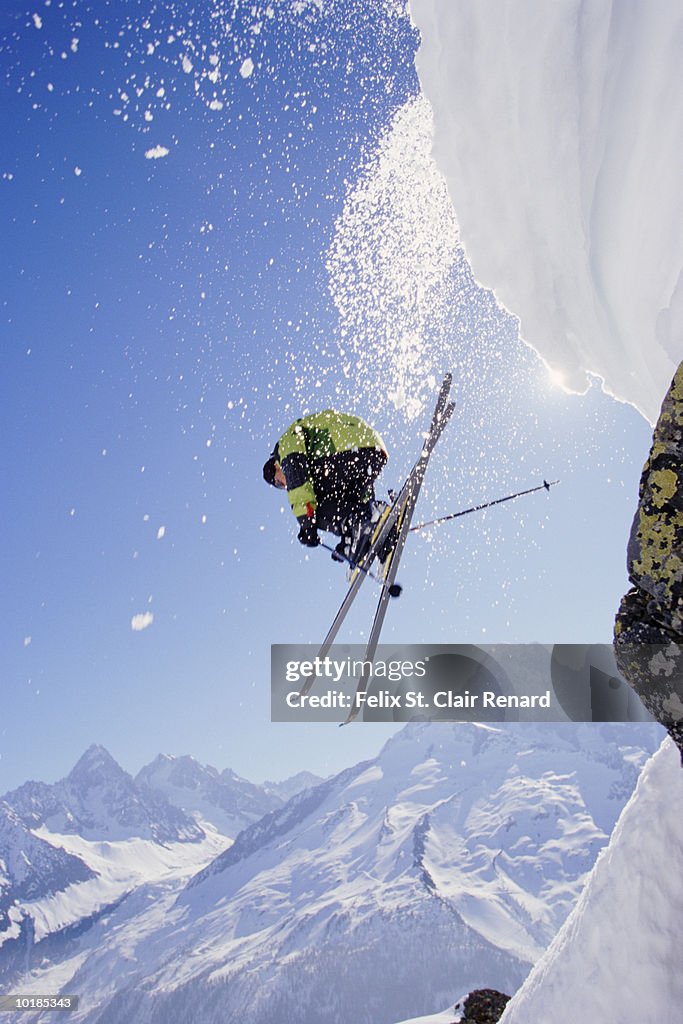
[388,583,402,598]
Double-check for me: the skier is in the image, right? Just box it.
[263,409,390,562]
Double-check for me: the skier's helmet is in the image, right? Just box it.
[263,448,279,486]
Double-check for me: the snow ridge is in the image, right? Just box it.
[499,738,683,1023]
[410,0,683,420]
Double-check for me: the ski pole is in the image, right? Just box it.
[409,479,559,533]
[318,542,402,598]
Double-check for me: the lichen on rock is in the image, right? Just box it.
[614,361,683,760]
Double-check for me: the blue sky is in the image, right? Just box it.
[1,0,654,793]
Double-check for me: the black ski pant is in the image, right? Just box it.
[309,448,386,535]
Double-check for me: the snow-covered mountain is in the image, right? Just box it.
[0,744,323,989]
[410,0,683,421]
[0,745,279,978]
[263,770,326,803]
[3,722,660,1024]
[4,745,204,844]
[498,738,683,1024]
[135,754,285,837]
[0,802,94,934]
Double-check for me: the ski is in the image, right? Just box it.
[342,377,454,724]
[297,502,399,697]
[299,374,454,698]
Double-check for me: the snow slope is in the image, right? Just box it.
[0,803,95,947]
[16,829,230,945]
[3,723,660,1024]
[410,0,683,421]
[498,738,683,1024]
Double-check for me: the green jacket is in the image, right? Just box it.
[276,410,386,519]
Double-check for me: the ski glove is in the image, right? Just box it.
[297,519,320,548]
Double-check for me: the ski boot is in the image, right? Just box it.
[344,501,392,574]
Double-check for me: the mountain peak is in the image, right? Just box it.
[136,754,220,791]
[67,745,126,785]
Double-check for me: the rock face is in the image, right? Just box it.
[614,361,683,758]
[623,362,683,634]
[455,989,510,1024]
